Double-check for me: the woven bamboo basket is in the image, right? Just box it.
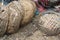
[18,0,36,25]
[4,1,23,34]
[38,11,60,36]
[0,9,8,36]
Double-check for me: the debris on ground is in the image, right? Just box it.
[0,0,60,40]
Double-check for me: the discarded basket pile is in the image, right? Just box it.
[0,0,36,36]
[0,0,60,37]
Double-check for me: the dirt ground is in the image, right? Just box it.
[0,15,60,40]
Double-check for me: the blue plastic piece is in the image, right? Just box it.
[3,0,13,5]
[35,9,40,15]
